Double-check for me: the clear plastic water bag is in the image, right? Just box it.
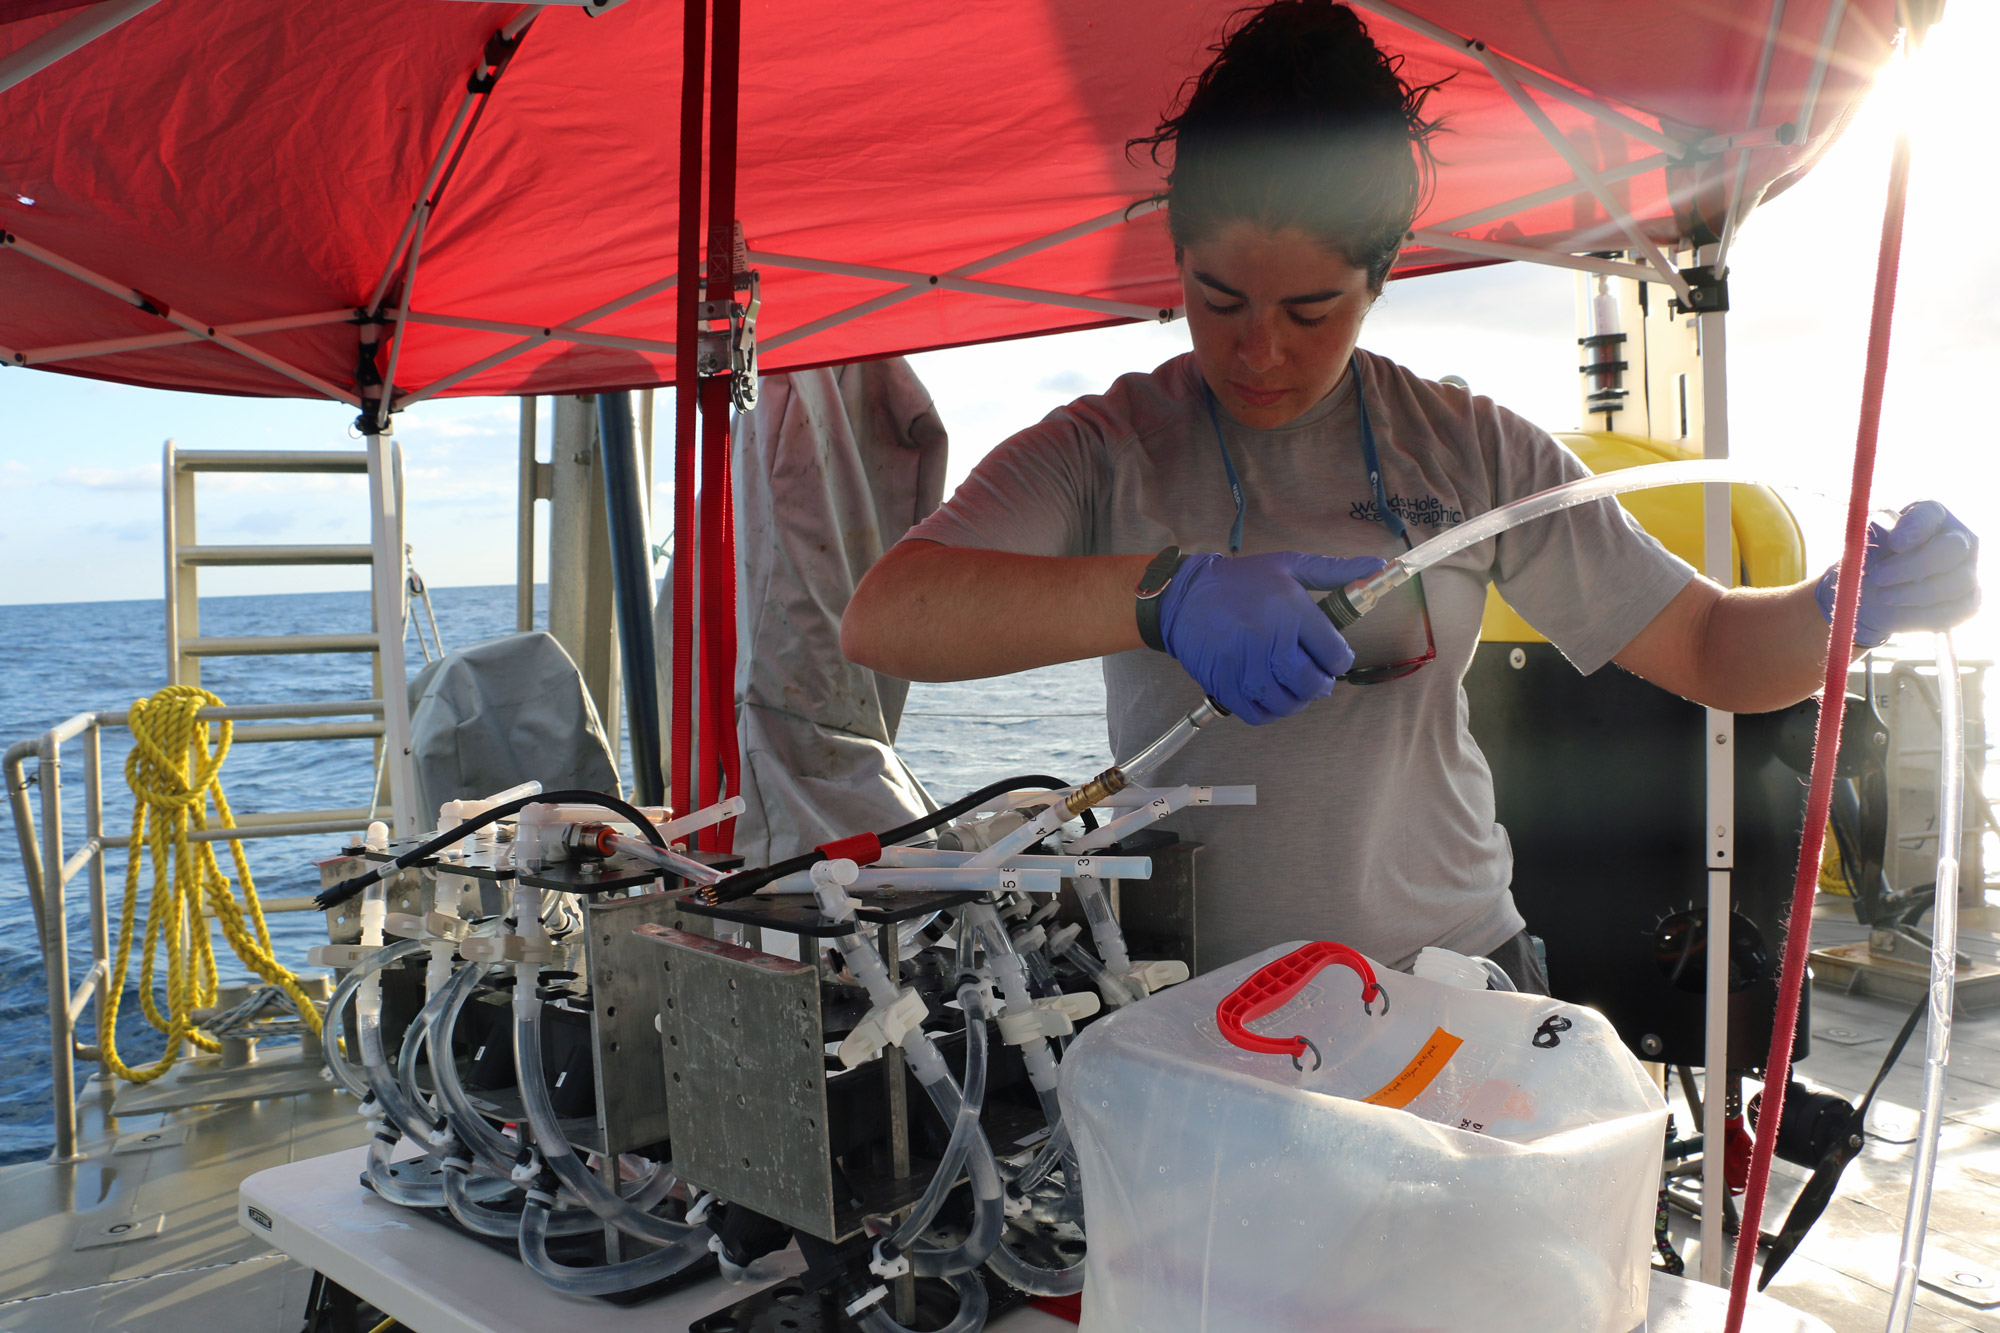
[1060,940,1667,1332]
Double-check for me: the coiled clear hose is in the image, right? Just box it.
[857,1270,991,1333]
[518,1193,713,1295]
[358,962,447,1143]
[513,973,710,1252]
[322,938,430,1101]
[365,1130,447,1207]
[886,981,991,1255]
[396,962,481,1149]
[427,962,522,1172]
[985,1219,1085,1297]
[1885,632,1964,1333]
[436,1162,596,1239]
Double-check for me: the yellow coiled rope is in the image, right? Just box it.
[101,685,323,1083]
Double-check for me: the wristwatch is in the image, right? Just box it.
[1134,544,1187,652]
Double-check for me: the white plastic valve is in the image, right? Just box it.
[996,991,1100,1046]
[459,933,555,964]
[838,988,929,1068]
[1127,959,1190,995]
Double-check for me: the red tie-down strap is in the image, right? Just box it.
[1215,941,1385,1071]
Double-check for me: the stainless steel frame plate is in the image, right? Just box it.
[639,925,838,1240]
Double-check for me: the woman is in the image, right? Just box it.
[841,0,1978,991]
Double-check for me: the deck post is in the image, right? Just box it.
[366,436,418,835]
[1697,247,1735,1286]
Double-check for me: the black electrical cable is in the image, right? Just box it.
[313,789,669,911]
[698,774,1075,905]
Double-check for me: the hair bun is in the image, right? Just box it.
[1129,1,1445,287]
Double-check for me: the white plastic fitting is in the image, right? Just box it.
[996,992,1100,1046]
[1126,959,1190,996]
[839,989,930,1069]
[460,933,555,965]
[868,1242,913,1280]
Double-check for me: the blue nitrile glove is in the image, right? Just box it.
[1157,551,1388,725]
[1815,501,1980,648]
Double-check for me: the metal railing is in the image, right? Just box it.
[5,699,386,1162]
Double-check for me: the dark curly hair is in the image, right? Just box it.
[1131,0,1445,290]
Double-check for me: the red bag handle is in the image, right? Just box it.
[1215,941,1386,1070]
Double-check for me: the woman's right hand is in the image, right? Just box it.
[1157,551,1385,724]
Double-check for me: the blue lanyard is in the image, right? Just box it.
[1203,353,1403,554]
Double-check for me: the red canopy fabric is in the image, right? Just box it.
[0,0,1896,403]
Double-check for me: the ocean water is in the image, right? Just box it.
[0,585,1109,1163]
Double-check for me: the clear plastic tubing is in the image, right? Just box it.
[323,938,430,1102]
[428,963,524,1172]
[1336,460,1767,616]
[887,980,991,1254]
[762,865,1061,895]
[1121,461,1795,780]
[365,1130,446,1207]
[658,795,747,843]
[859,1270,990,1333]
[1067,784,1191,854]
[597,829,723,885]
[809,864,1005,1277]
[1885,632,1964,1333]
[1115,699,1223,784]
[517,1192,711,1295]
[512,970,708,1249]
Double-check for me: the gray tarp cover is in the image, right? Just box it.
[406,630,620,823]
[660,359,947,861]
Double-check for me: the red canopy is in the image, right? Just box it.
[0,0,1896,405]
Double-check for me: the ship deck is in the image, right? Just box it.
[0,902,1993,1333]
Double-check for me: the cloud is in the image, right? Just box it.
[84,518,153,542]
[1035,370,1095,396]
[224,509,300,536]
[59,464,154,491]
[0,460,27,490]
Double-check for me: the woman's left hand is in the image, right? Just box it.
[1815,500,1980,647]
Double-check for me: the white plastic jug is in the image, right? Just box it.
[1061,939,1667,1333]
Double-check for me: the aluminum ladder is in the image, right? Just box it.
[161,441,418,834]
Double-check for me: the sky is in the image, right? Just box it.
[1,2,1995,658]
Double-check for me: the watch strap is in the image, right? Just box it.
[1134,544,1186,652]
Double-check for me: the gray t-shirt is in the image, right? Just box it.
[905,349,1694,972]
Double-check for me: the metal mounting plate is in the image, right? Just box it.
[643,926,841,1238]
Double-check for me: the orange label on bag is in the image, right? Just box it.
[1362,1027,1464,1109]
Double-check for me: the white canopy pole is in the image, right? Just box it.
[747,250,1169,321]
[1423,153,1671,236]
[0,228,358,403]
[404,309,678,356]
[1406,232,1664,283]
[1473,53,1692,302]
[1712,1,1790,277]
[0,0,167,98]
[1697,242,1736,1286]
[1345,0,1688,159]
[395,274,680,407]
[12,308,352,367]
